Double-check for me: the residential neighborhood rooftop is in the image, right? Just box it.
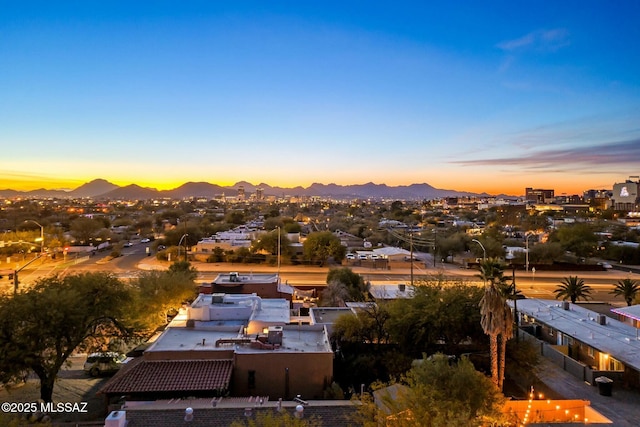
[513,299,640,372]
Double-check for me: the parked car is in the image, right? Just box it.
[123,242,133,247]
[346,253,355,260]
[140,238,150,243]
[598,262,613,269]
[83,352,126,377]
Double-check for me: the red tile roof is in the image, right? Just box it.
[100,358,233,395]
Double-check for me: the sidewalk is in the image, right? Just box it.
[535,356,640,426]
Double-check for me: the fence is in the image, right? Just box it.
[517,329,623,386]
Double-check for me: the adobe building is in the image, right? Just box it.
[201,272,294,300]
[100,293,334,404]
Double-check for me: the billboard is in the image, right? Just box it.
[613,182,639,204]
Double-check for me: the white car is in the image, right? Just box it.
[140,238,150,243]
[84,352,126,377]
[346,253,355,260]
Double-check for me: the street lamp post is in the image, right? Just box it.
[178,233,189,262]
[276,226,281,276]
[24,220,44,258]
[525,233,533,272]
[471,239,486,261]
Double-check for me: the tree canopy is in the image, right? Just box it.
[0,272,131,402]
[325,267,369,302]
[128,269,198,333]
[302,231,346,266]
[554,276,592,304]
[354,354,505,427]
[610,278,639,306]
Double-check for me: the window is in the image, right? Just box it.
[587,347,594,358]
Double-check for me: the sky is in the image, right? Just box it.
[1,1,639,196]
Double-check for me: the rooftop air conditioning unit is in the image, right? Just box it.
[211,293,225,304]
[598,314,607,325]
[268,326,283,345]
[562,301,570,310]
[398,284,406,292]
[105,411,126,427]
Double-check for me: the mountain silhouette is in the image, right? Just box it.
[0,179,491,200]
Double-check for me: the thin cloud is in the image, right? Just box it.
[497,28,570,53]
[451,139,640,171]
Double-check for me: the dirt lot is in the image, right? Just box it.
[0,355,111,425]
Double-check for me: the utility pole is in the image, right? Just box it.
[277,226,281,277]
[410,229,414,286]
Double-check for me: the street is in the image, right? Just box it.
[3,246,639,305]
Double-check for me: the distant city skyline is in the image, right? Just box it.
[2,2,639,195]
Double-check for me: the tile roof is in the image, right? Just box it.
[100,358,233,395]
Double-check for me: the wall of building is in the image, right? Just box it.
[232,351,333,400]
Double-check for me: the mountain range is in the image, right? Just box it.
[0,179,495,200]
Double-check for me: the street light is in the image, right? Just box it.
[471,239,486,261]
[525,232,534,272]
[178,233,189,262]
[276,226,281,276]
[24,220,44,258]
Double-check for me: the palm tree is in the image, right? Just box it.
[554,276,592,303]
[610,278,640,306]
[478,258,513,390]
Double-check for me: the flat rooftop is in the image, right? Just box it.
[147,324,330,354]
[146,327,242,353]
[513,299,640,371]
[310,307,355,324]
[189,294,290,324]
[213,272,279,285]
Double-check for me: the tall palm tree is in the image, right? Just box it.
[554,276,592,303]
[478,258,513,390]
[610,278,640,306]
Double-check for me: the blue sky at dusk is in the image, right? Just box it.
[1,1,639,195]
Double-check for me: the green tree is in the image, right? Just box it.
[478,259,513,390]
[551,223,598,258]
[129,269,198,332]
[69,217,103,244]
[385,278,484,357]
[168,260,199,281]
[610,278,640,306]
[554,276,592,304]
[354,354,505,426]
[0,272,131,402]
[527,241,564,264]
[320,280,351,306]
[252,229,291,258]
[326,267,369,301]
[332,302,390,350]
[302,231,346,266]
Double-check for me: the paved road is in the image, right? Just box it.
[5,251,639,305]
